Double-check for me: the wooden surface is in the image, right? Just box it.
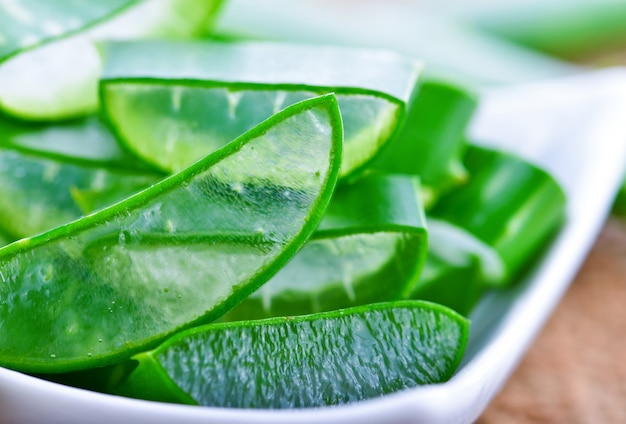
[478,216,626,423]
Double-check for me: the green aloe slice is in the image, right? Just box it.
[0,115,148,168]
[0,147,159,239]
[0,0,224,120]
[99,39,420,178]
[221,174,428,321]
[109,300,469,408]
[0,115,162,238]
[409,218,505,316]
[371,79,478,207]
[0,94,342,373]
[431,144,567,280]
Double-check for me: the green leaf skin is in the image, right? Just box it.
[99,40,421,178]
[0,94,342,373]
[431,144,567,281]
[110,300,469,408]
[221,174,428,321]
[0,0,225,120]
[371,79,478,207]
[409,219,505,316]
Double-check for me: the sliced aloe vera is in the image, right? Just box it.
[0,115,147,168]
[432,144,566,280]
[372,79,478,207]
[109,300,469,408]
[99,40,420,178]
[0,0,224,120]
[410,219,505,316]
[0,147,160,239]
[221,174,428,321]
[0,94,342,373]
[0,115,162,238]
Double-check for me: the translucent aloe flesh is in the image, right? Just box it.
[431,144,567,280]
[99,40,420,177]
[110,301,469,408]
[221,174,428,321]
[372,79,478,207]
[0,0,224,120]
[410,219,505,316]
[0,95,342,373]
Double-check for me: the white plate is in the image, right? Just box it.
[2,69,626,424]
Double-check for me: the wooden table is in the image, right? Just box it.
[479,216,626,423]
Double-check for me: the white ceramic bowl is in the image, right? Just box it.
[2,69,626,424]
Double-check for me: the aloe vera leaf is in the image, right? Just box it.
[431,144,566,280]
[0,115,148,169]
[221,174,428,321]
[99,39,420,178]
[371,79,478,207]
[0,1,133,62]
[409,218,505,316]
[0,147,160,239]
[0,115,163,238]
[0,0,224,121]
[108,300,469,407]
[0,94,342,373]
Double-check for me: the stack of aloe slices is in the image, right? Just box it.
[0,0,225,120]
[0,3,567,411]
